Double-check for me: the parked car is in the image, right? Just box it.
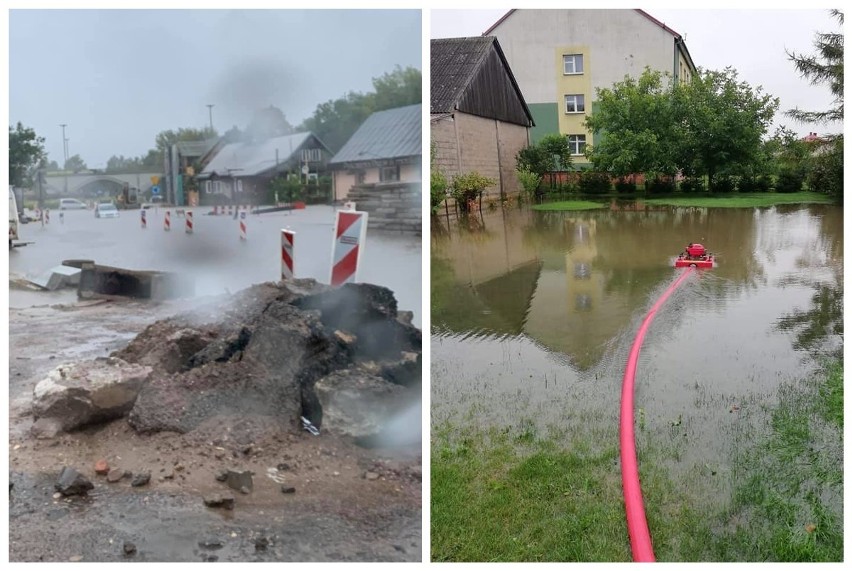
[95,202,119,218]
[59,198,88,210]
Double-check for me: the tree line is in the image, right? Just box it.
[9,65,420,187]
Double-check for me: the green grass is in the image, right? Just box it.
[531,200,608,211]
[431,423,632,562]
[432,358,843,562]
[695,358,843,561]
[642,192,834,208]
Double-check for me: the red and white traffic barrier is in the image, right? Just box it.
[281,229,295,280]
[239,215,247,241]
[185,210,193,234]
[140,209,147,229]
[330,210,368,286]
[164,210,171,231]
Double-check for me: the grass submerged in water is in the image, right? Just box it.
[431,359,843,562]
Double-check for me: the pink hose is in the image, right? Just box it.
[620,267,695,562]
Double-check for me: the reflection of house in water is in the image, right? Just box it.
[523,217,629,370]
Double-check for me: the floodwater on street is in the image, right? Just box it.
[432,202,842,481]
[9,205,421,325]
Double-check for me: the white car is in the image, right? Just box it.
[95,203,119,218]
[59,198,88,210]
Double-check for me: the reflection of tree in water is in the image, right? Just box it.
[777,280,843,355]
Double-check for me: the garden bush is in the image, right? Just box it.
[646,177,675,194]
[776,167,805,193]
[577,171,612,194]
[679,177,704,193]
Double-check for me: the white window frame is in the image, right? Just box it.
[564,94,585,114]
[567,135,586,156]
[563,54,584,75]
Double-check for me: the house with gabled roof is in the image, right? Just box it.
[482,9,697,167]
[196,132,332,205]
[328,103,422,201]
[430,36,534,199]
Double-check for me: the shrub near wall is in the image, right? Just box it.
[679,177,704,193]
[577,171,612,194]
[646,177,675,194]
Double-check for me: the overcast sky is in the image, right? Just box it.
[431,8,842,138]
[8,9,421,169]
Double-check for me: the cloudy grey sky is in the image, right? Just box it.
[431,8,842,138]
[9,9,421,169]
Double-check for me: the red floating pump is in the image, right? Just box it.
[675,242,715,268]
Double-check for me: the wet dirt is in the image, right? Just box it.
[8,298,421,562]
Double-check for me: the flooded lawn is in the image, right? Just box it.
[431,202,843,561]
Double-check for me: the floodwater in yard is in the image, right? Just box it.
[432,202,842,477]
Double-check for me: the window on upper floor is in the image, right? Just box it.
[563,54,584,75]
[565,94,585,114]
[380,165,400,182]
[567,134,586,156]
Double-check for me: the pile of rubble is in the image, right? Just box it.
[31,279,422,445]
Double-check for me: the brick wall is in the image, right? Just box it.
[431,112,529,205]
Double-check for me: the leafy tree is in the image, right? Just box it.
[516,133,573,178]
[678,67,778,190]
[300,66,421,152]
[64,154,87,173]
[9,122,45,187]
[585,67,778,191]
[371,65,422,110]
[584,69,680,177]
[46,158,60,171]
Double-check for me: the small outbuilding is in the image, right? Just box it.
[431,36,534,200]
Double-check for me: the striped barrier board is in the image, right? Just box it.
[185,211,193,234]
[164,210,171,231]
[240,216,246,241]
[140,209,147,229]
[281,229,295,280]
[330,210,368,286]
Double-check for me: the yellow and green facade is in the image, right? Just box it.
[486,9,696,169]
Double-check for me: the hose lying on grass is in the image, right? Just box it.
[620,266,696,562]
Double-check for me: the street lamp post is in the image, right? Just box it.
[60,123,68,195]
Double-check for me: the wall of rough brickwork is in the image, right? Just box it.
[431,112,529,206]
[345,182,421,234]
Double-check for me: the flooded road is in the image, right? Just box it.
[10,205,421,325]
[432,203,842,475]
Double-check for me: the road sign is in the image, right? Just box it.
[151,185,160,195]
[151,176,160,184]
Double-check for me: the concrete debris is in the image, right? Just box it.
[314,370,411,438]
[28,265,82,291]
[122,542,137,556]
[31,357,152,438]
[130,472,151,487]
[119,280,420,440]
[106,468,125,483]
[203,493,235,510]
[55,467,94,496]
[224,470,253,493]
